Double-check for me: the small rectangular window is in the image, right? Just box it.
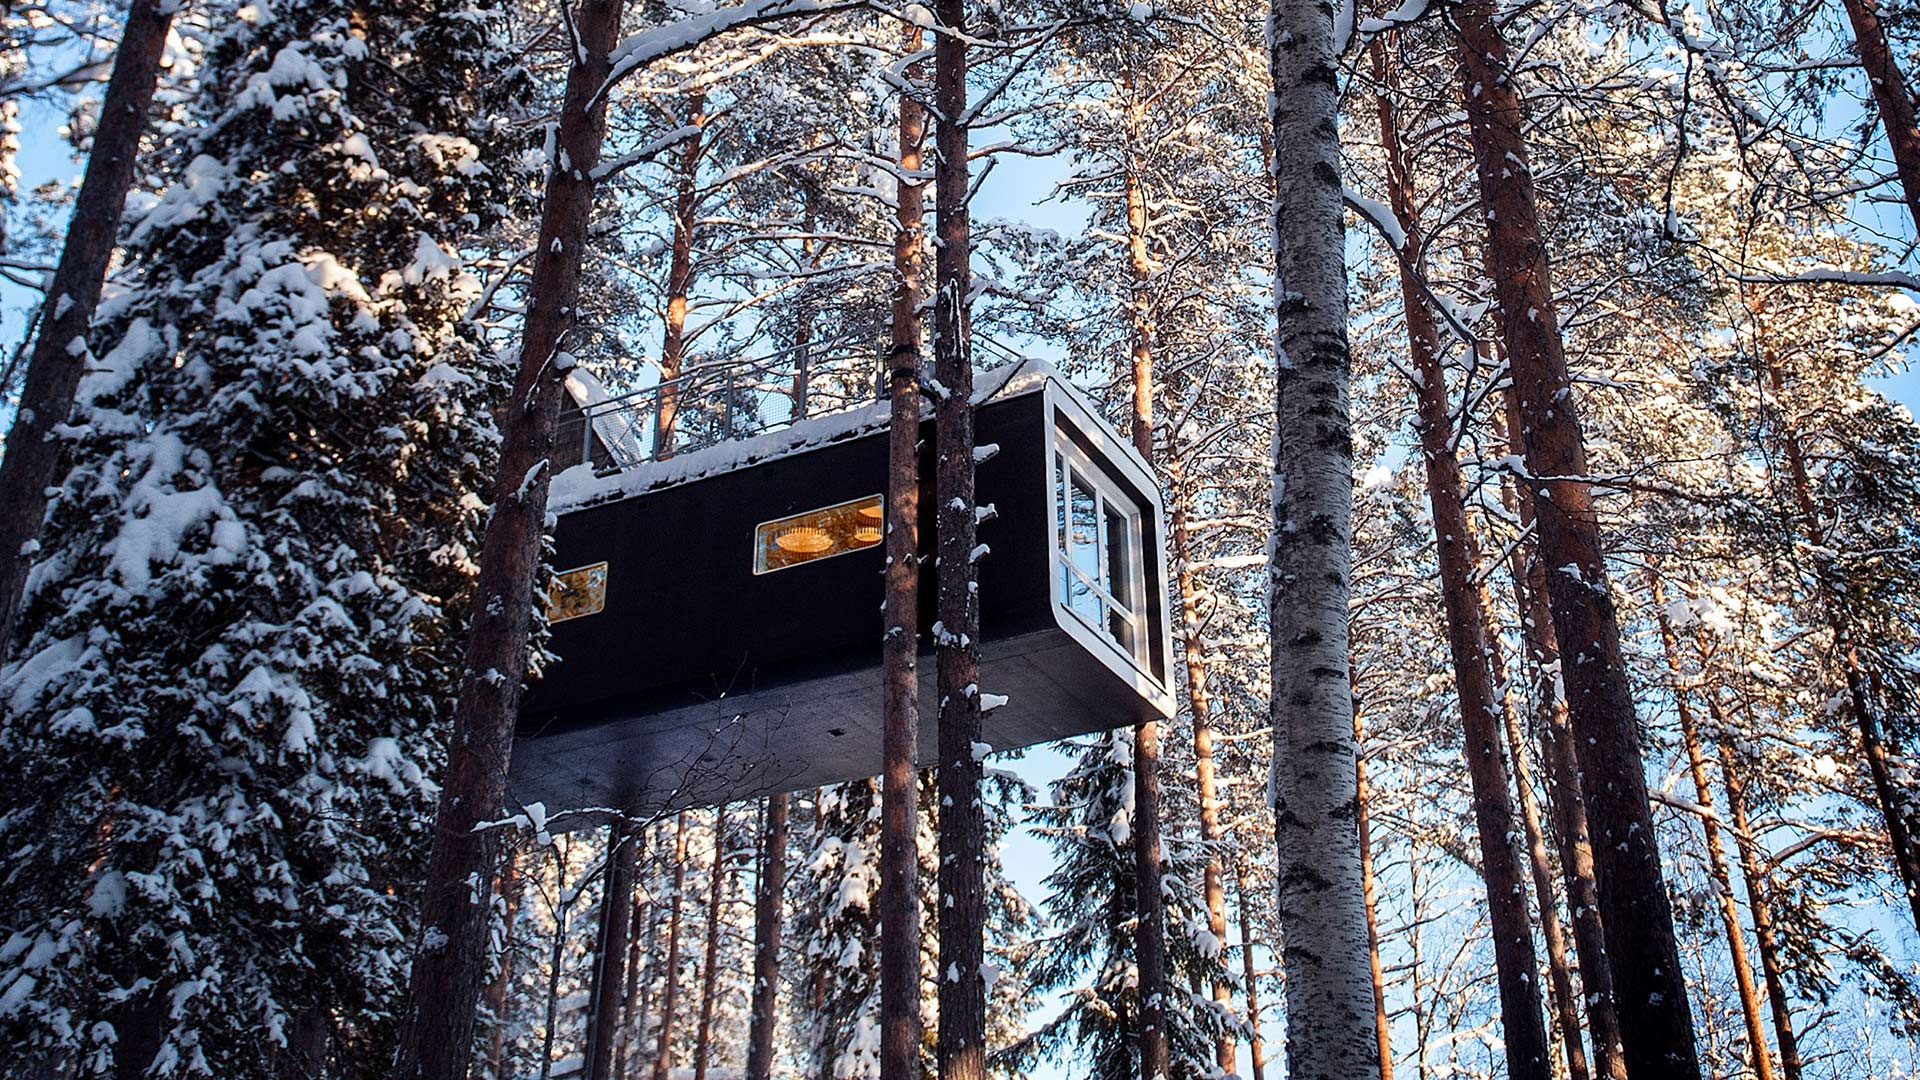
[548,561,609,623]
[1054,443,1147,668]
[754,494,885,574]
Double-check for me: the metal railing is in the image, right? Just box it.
[556,333,1033,476]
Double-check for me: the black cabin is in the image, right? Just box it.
[511,360,1174,815]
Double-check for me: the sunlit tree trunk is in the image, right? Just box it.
[1836,0,1920,232]
[0,0,175,660]
[587,821,639,1080]
[1265,0,1377,1074]
[654,813,691,1080]
[1714,703,1804,1080]
[484,846,526,1080]
[1454,3,1702,1072]
[394,3,627,1072]
[1352,707,1393,1080]
[656,91,709,454]
[1234,862,1269,1080]
[745,793,791,1080]
[693,814,729,1080]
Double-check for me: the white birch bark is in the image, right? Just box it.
[1264,1,1380,1077]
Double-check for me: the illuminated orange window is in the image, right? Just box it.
[754,494,884,574]
[548,561,609,623]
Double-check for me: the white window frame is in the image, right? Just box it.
[1053,441,1148,665]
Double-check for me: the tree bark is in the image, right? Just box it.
[1837,0,1920,234]
[588,821,640,1080]
[484,845,526,1080]
[1353,709,1393,1080]
[1119,91,1172,1080]
[1496,401,1625,1080]
[1454,3,1703,1074]
[0,0,175,660]
[745,793,791,1080]
[931,4,986,1080]
[1649,578,1776,1080]
[1372,41,1550,1080]
[393,2,626,1072]
[1713,712,1804,1080]
[1233,862,1268,1080]
[655,813,692,1080]
[880,23,927,1080]
[693,814,729,1080]
[1264,0,1378,1074]
[656,91,708,454]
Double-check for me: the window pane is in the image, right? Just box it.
[1066,568,1105,627]
[1104,502,1135,613]
[1108,606,1136,655]
[754,494,885,574]
[1069,471,1100,579]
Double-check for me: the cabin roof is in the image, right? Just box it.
[550,356,1071,513]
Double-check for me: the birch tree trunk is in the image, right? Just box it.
[931,3,987,1079]
[587,821,639,1080]
[1455,3,1701,1073]
[1371,36,1550,1080]
[880,24,928,1080]
[1837,0,1920,233]
[745,793,791,1080]
[394,3,626,1073]
[1264,1,1377,1074]
[0,0,175,660]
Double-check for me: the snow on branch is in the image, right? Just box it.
[1735,268,1920,293]
[602,0,868,97]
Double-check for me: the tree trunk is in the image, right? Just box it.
[1353,709,1393,1080]
[0,0,175,660]
[1372,41,1550,1080]
[656,91,708,455]
[1496,401,1625,1080]
[1119,93,1172,1080]
[1264,0,1377,1073]
[622,848,664,1080]
[394,3,626,1074]
[655,813,692,1080]
[1837,0,1920,233]
[588,821,640,1080]
[1454,3,1702,1073]
[932,4,986,1080]
[484,845,526,1080]
[745,793,791,1080]
[880,22,928,1080]
[693,814,729,1080]
[1233,862,1268,1080]
[1714,714,1804,1080]
[1649,577,1776,1080]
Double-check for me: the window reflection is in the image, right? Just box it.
[754,494,885,574]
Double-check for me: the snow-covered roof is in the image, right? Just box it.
[549,357,1061,513]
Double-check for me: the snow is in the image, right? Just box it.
[550,358,1061,512]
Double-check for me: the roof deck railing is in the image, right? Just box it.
[557,333,1028,475]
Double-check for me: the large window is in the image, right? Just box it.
[1054,445,1147,666]
[753,494,885,574]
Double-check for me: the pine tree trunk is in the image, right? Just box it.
[588,821,640,1080]
[0,0,175,660]
[1649,578,1776,1080]
[745,793,791,1080]
[1120,100,1172,1080]
[1264,0,1377,1073]
[1714,721,1804,1080]
[655,813,692,1080]
[657,91,708,455]
[880,23,928,1080]
[693,814,729,1080]
[1454,4,1702,1073]
[394,3,626,1074]
[1496,401,1625,1080]
[622,850,665,1080]
[484,846,526,1080]
[1372,42,1550,1079]
[1352,709,1393,1080]
[932,3,986,1079]
[1837,0,1920,233]
[539,849,575,1080]
[1233,862,1268,1080]
[1171,474,1234,1069]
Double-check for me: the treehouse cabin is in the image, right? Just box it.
[510,358,1174,816]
